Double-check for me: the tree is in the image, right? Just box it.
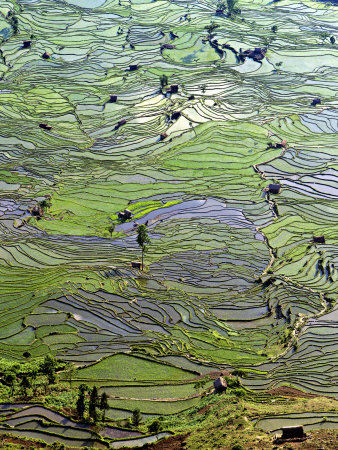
[108,223,115,236]
[76,385,87,419]
[4,371,16,396]
[271,25,278,33]
[330,36,336,45]
[89,386,98,422]
[136,224,150,269]
[160,74,168,88]
[132,408,142,427]
[30,368,38,396]
[20,375,31,397]
[227,0,240,16]
[204,22,220,40]
[99,392,109,422]
[40,354,57,385]
[66,363,76,388]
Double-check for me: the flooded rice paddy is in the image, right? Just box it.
[0,0,337,445]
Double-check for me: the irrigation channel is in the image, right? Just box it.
[0,0,337,446]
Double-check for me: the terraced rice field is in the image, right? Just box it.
[0,403,147,447]
[0,0,337,444]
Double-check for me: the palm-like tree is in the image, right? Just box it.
[136,224,150,270]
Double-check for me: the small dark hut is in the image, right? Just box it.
[214,377,227,393]
[311,98,321,107]
[131,261,143,269]
[124,209,132,219]
[39,123,53,130]
[281,425,306,440]
[313,236,325,244]
[23,40,31,48]
[118,209,132,221]
[274,139,288,149]
[42,51,50,59]
[171,111,181,121]
[170,84,179,94]
[129,64,138,71]
[161,44,176,50]
[109,95,117,103]
[160,132,168,141]
[188,95,195,100]
[240,47,266,62]
[117,119,127,128]
[31,205,43,217]
[268,184,281,194]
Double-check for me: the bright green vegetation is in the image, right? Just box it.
[74,353,197,381]
[0,0,338,447]
[150,390,338,449]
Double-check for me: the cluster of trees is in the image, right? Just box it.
[7,10,19,35]
[76,385,109,422]
[75,385,146,428]
[216,0,241,17]
[0,355,67,398]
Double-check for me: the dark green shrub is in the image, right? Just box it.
[231,445,243,450]
[148,419,161,433]
[231,388,246,398]
[132,408,142,427]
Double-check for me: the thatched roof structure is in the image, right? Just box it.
[39,123,52,130]
[160,132,168,141]
[170,84,179,93]
[117,119,127,127]
[131,261,143,269]
[161,44,176,50]
[23,40,31,48]
[281,426,305,440]
[171,111,181,120]
[313,236,325,244]
[42,51,50,59]
[275,139,288,149]
[109,95,117,103]
[31,205,43,217]
[129,64,138,71]
[213,377,227,393]
[268,184,281,194]
[311,98,321,106]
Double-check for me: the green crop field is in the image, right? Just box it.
[0,0,337,447]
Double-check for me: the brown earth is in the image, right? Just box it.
[147,430,338,449]
[267,386,319,398]
[0,434,46,448]
[144,433,189,449]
